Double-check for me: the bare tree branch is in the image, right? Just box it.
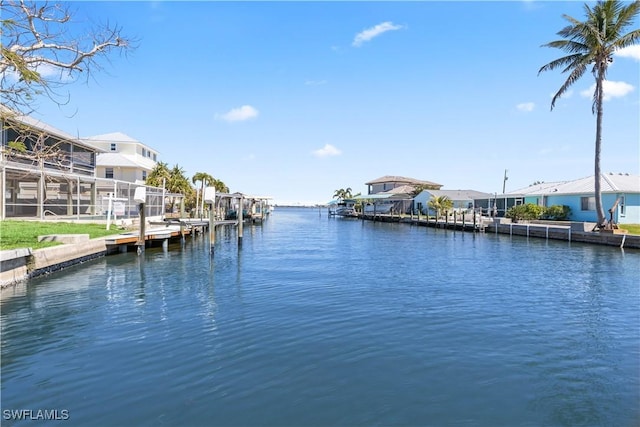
[1,0,134,114]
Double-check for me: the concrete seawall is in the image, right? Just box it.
[1,239,107,288]
[359,214,640,249]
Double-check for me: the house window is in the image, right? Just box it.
[110,143,117,151]
[105,168,114,179]
[581,196,596,211]
[142,148,146,157]
[619,196,625,216]
[153,153,157,161]
[142,171,147,181]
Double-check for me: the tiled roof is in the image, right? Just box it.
[365,175,442,187]
[380,185,416,194]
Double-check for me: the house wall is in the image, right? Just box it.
[96,166,140,183]
[93,141,158,164]
[369,182,406,194]
[413,190,475,215]
[546,193,639,224]
[617,193,640,224]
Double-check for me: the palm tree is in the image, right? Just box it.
[192,172,214,218]
[539,0,640,229]
[428,195,453,224]
[333,187,353,201]
[146,162,171,188]
[212,178,229,194]
[167,164,193,213]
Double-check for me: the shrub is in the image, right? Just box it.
[506,203,545,221]
[543,205,571,221]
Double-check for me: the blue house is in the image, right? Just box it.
[499,173,640,224]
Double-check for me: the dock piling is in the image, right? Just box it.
[238,196,244,247]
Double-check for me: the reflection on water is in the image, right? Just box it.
[1,208,639,427]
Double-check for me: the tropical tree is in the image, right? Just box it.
[167,164,194,213]
[145,162,171,188]
[333,187,353,200]
[192,172,214,218]
[212,178,229,193]
[538,0,640,229]
[1,0,133,114]
[427,195,453,221]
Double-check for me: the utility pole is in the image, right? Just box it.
[502,169,508,194]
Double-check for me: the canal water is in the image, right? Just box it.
[1,207,639,426]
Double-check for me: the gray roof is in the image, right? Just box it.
[508,173,639,196]
[423,189,494,200]
[1,108,99,152]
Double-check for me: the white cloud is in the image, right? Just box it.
[516,102,535,112]
[615,45,640,61]
[215,105,259,122]
[352,22,404,47]
[580,80,635,101]
[312,144,342,158]
[305,80,327,86]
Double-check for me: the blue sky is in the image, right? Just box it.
[30,1,640,205]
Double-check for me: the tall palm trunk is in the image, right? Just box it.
[594,64,606,227]
[195,181,200,219]
[200,182,205,219]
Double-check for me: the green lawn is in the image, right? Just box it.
[619,224,640,235]
[0,220,125,250]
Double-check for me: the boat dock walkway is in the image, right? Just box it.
[103,218,251,250]
[353,213,639,249]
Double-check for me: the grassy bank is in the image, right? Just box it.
[0,221,124,250]
[619,224,640,235]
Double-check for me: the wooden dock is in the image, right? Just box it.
[104,219,210,251]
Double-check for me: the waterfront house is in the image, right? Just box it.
[413,189,494,216]
[1,109,100,218]
[82,132,158,184]
[358,176,442,214]
[0,110,166,220]
[365,175,442,195]
[474,173,640,224]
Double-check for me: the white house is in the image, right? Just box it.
[414,189,494,215]
[82,132,158,184]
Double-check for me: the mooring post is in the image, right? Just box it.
[138,202,146,253]
[209,203,215,255]
[134,186,147,255]
[238,196,244,246]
